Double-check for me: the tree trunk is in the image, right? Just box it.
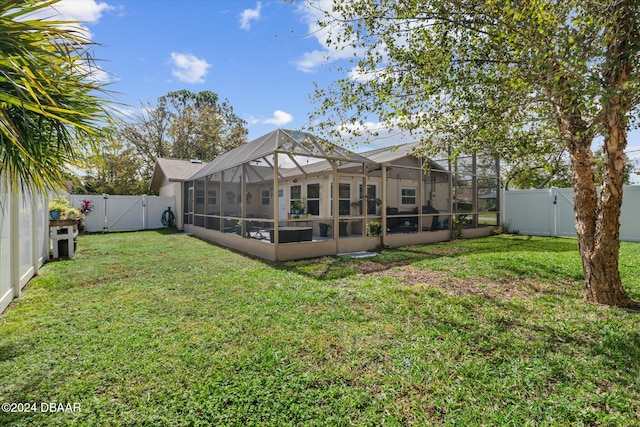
[559,106,633,307]
[563,108,634,307]
[584,94,634,306]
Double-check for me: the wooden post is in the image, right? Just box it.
[381,163,387,247]
[273,153,280,259]
[332,160,338,250]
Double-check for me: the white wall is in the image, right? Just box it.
[502,186,640,242]
[159,182,184,229]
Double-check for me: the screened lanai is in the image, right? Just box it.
[182,128,499,261]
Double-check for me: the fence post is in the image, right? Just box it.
[142,195,147,230]
[500,188,506,226]
[550,187,557,237]
[103,194,108,232]
[31,191,40,276]
[10,187,20,299]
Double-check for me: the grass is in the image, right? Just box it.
[1,231,639,426]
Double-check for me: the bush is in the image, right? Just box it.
[367,221,383,236]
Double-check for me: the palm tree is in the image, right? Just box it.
[0,0,111,195]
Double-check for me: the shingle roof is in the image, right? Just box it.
[359,142,448,171]
[149,158,208,191]
[358,142,420,163]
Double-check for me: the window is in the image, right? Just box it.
[307,183,320,216]
[207,189,217,206]
[339,183,351,216]
[359,184,378,215]
[401,187,416,205]
[261,190,270,206]
[290,185,302,212]
[454,181,473,212]
[194,179,205,214]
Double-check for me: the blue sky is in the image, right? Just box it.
[54,0,353,143]
[51,0,640,178]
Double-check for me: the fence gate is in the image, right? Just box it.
[106,195,144,231]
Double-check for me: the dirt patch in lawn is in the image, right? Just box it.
[351,262,575,300]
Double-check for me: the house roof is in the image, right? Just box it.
[358,142,450,172]
[188,128,374,181]
[359,142,420,163]
[149,158,208,191]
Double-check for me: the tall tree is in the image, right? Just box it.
[307,0,640,306]
[77,131,147,195]
[120,90,248,183]
[0,0,111,195]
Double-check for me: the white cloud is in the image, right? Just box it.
[22,1,116,83]
[170,53,211,84]
[239,2,262,30]
[41,0,115,38]
[292,0,364,73]
[293,50,329,74]
[76,60,113,84]
[246,115,261,125]
[263,110,294,126]
[52,0,113,23]
[247,111,294,126]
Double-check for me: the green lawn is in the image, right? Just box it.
[1,231,639,426]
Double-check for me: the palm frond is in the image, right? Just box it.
[0,0,112,195]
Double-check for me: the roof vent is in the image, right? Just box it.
[190,159,202,164]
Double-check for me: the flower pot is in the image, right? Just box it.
[319,224,330,237]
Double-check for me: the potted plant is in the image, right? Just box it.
[80,199,94,215]
[318,222,332,237]
[366,221,383,237]
[49,196,70,220]
[291,198,306,215]
[452,215,470,239]
[65,207,81,220]
[367,221,387,248]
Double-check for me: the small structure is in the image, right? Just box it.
[160,128,499,261]
[49,219,79,259]
[149,158,208,230]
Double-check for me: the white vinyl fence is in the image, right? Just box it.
[67,194,175,233]
[0,185,49,314]
[501,185,640,242]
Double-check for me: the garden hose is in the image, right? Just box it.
[161,207,175,228]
